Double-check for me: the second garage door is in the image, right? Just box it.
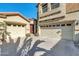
[40,23,74,40]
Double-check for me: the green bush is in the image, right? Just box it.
[26,33,31,37]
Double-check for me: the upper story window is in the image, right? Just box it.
[42,3,48,13]
[51,3,60,9]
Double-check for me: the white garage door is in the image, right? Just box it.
[41,28,61,39]
[7,25,26,39]
[61,25,73,40]
[40,23,74,40]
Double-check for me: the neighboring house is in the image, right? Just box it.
[0,12,30,39]
[37,3,79,41]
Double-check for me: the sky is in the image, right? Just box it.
[0,3,37,19]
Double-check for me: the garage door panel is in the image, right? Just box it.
[41,28,62,39]
[62,26,73,40]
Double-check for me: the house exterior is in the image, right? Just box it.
[0,12,30,39]
[37,3,79,41]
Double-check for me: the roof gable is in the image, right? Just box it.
[0,12,30,22]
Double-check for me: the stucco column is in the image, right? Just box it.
[39,4,42,15]
[37,4,42,36]
[48,3,51,11]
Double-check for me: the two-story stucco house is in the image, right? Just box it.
[37,3,79,41]
[0,12,30,39]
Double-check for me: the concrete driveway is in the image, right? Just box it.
[31,35,79,56]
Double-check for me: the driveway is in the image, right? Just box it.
[31,35,79,56]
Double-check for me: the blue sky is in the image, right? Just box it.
[0,3,37,19]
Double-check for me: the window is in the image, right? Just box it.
[51,3,60,9]
[61,24,65,26]
[18,25,21,27]
[46,25,48,27]
[49,25,51,27]
[22,25,25,27]
[13,25,16,26]
[52,25,55,27]
[7,24,11,26]
[42,3,48,13]
[56,24,60,27]
[67,24,71,26]
[40,25,44,27]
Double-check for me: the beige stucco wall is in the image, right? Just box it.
[66,3,79,13]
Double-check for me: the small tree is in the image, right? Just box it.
[0,21,10,41]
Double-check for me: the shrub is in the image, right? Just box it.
[26,33,31,37]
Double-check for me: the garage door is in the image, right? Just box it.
[61,24,73,40]
[7,24,26,39]
[40,23,74,40]
[41,28,61,39]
